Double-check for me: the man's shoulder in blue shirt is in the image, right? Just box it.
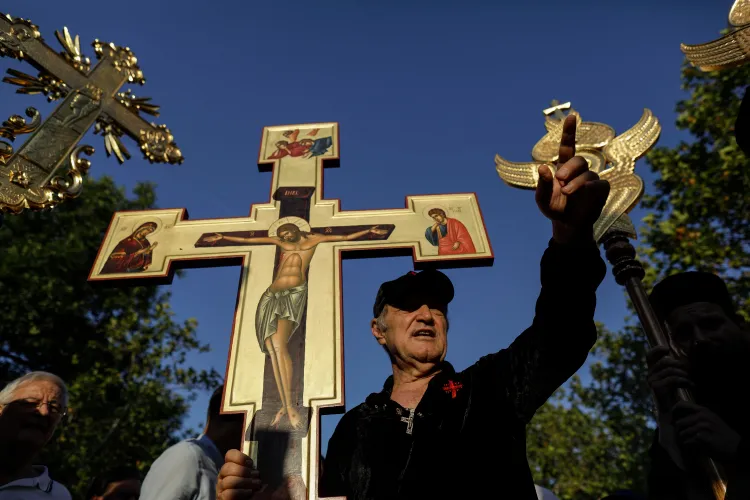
[140,435,224,500]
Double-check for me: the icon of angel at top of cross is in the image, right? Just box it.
[268,128,333,160]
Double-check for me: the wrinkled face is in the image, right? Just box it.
[99,479,141,500]
[372,303,448,368]
[0,380,66,452]
[430,213,446,224]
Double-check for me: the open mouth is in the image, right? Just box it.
[412,329,435,338]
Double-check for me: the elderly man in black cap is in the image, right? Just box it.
[215,114,610,499]
[646,271,750,499]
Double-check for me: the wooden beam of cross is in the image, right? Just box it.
[0,13,181,213]
[89,123,493,500]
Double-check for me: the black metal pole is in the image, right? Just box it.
[600,229,727,499]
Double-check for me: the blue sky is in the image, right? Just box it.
[5,1,729,455]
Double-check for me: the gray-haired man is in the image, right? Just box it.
[0,371,71,499]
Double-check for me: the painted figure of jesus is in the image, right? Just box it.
[424,208,476,255]
[201,223,387,429]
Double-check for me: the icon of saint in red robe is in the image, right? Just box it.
[101,222,159,274]
[268,129,333,159]
[424,208,476,255]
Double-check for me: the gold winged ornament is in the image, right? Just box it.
[495,102,661,242]
[681,0,750,70]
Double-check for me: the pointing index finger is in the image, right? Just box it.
[557,113,577,167]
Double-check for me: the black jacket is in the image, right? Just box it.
[319,239,606,500]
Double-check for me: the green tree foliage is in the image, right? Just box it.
[526,61,750,499]
[0,177,220,496]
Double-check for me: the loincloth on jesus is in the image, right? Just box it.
[255,283,308,352]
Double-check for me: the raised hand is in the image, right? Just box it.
[217,449,263,499]
[135,242,158,256]
[536,114,610,243]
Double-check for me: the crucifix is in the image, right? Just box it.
[400,408,416,436]
[0,12,181,213]
[89,122,493,499]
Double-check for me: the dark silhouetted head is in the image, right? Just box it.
[87,466,141,500]
[204,385,245,458]
[650,272,749,412]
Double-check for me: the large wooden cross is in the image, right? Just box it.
[89,122,493,499]
[0,13,181,213]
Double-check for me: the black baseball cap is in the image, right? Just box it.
[649,271,737,323]
[372,269,454,318]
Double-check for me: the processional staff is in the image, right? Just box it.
[495,101,728,499]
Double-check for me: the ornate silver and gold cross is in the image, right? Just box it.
[0,12,182,213]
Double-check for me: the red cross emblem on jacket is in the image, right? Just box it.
[442,380,463,398]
